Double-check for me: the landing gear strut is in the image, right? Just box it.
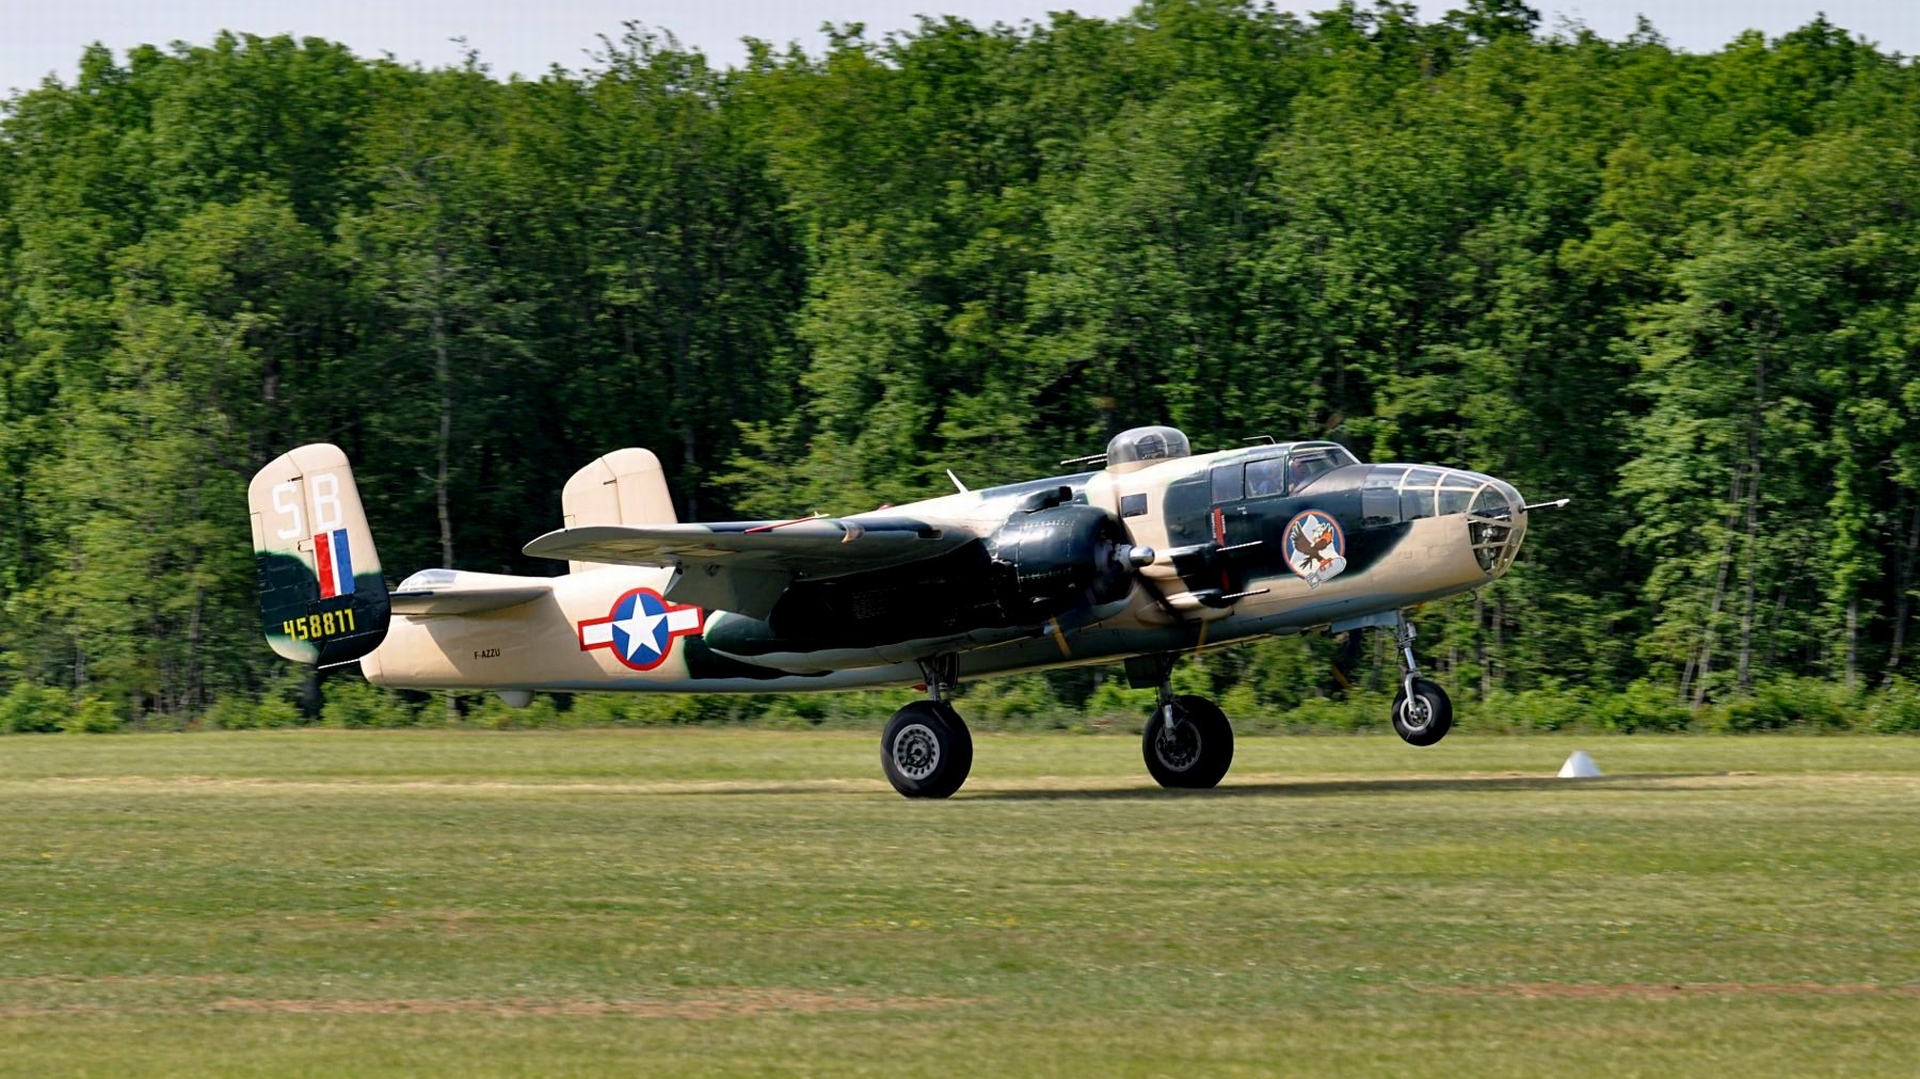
[1131,655,1234,789]
[1331,629,1366,693]
[1388,617,1452,747]
[881,656,973,799]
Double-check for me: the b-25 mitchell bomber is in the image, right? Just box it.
[250,426,1544,798]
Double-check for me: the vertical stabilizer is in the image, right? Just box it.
[561,448,677,573]
[247,444,391,665]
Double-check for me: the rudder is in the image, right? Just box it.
[248,444,391,666]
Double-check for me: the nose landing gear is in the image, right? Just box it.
[1388,618,1452,746]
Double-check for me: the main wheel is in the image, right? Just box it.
[1391,678,1453,746]
[1142,695,1234,789]
[881,701,973,799]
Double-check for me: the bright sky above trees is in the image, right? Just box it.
[5,0,1916,94]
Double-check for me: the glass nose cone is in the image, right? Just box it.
[1467,478,1526,574]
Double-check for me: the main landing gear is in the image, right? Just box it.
[881,656,973,799]
[1132,655,1234,789]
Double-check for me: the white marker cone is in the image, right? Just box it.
[1558,750,1603,779]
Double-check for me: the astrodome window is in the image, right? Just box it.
[1105,426,1191,469]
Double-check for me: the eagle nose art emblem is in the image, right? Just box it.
[578,588,705,671]
[1285,510,1348,590]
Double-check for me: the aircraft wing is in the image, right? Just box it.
[521,516,978,617]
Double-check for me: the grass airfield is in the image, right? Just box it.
[0,730,1916,1078]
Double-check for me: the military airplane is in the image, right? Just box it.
[249,426,1541,797]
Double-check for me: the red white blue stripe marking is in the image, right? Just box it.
[314,529,356,599]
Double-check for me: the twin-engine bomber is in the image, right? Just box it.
[249,426,1545,797]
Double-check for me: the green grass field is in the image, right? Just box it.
[1,730,1916,1077]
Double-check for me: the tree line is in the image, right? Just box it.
[2,0,1917,731]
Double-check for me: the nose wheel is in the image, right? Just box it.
[1388,618,1452,746]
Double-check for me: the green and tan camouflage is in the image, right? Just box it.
[249,427,1551,797]
[247,444,390,667]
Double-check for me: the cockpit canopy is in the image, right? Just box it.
[1106,426,1191,473]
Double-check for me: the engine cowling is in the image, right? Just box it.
[702,503,1154,666]
[984,504,1152,621]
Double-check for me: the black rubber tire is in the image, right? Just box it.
[880,701,973,799]
[1391,678,1453,746]
[1142,695,1234,789]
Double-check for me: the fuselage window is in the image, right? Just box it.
[1401,467,1442,520]
[1362,468,1402,526]
[1245,457,1287,498]
[1162,474,1211,544]
[1120,493,1147,518]
[1210,463,1244,503]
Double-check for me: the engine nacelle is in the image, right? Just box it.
[984,504,1151,621]
[702,503,1153,667]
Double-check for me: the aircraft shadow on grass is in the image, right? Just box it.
[610,772,1725,800]
[959,773,1724,802]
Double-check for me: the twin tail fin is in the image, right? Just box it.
[247,444,391,666]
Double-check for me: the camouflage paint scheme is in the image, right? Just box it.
[248,444,391,668]
[249,430,1528,698]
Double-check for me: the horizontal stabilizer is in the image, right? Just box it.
[389,569,554,616]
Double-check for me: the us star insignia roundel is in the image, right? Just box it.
[577,588,705,671]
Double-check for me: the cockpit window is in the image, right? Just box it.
[1286,447,1351,491]
[1245,456,1287,498]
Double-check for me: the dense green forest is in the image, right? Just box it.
[2,0,1918,732]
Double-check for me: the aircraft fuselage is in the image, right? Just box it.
[362,443,1527,695]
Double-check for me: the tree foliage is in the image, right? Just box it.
[2,5,1918,724]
